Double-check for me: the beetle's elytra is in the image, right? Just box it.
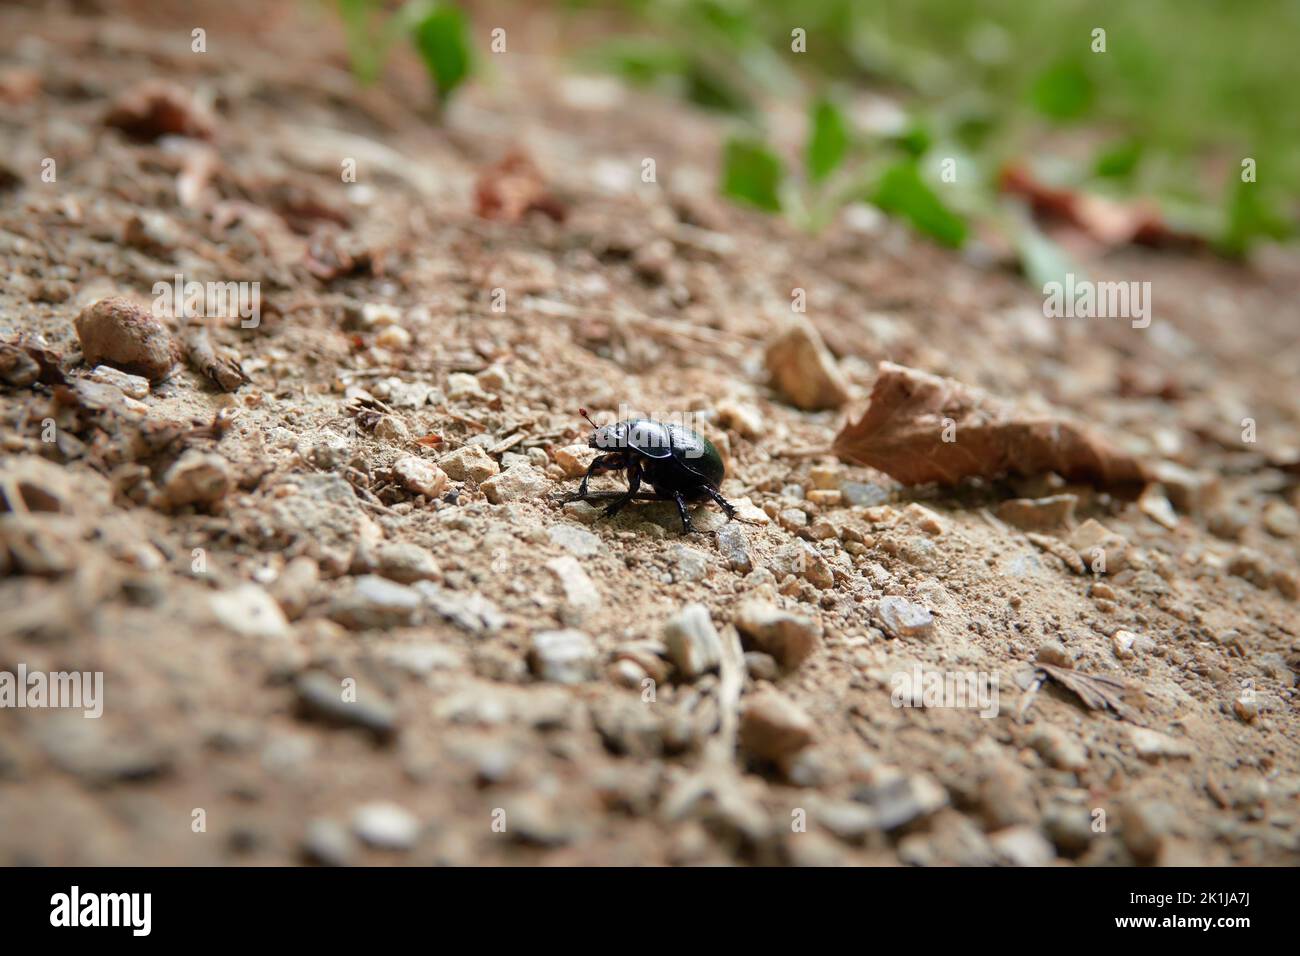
[571,409,736,533]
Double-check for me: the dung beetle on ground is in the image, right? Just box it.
[571,409,736,533]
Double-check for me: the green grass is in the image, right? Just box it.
[585,0,1299,253]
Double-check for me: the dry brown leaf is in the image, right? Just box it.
[303,227,381,281]
[999,163,1202,250]
[1,337,66,387]
[1036,662,1145,724]
[474,150,566,223]
[833,362,1149,488]
[104,80,216,142]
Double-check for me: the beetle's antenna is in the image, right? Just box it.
[579,407,600,429]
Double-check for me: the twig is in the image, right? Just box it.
[181,323,249,392]
[707,625,745,766]
[771,446,835,459]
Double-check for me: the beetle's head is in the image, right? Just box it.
[581,408,627,451]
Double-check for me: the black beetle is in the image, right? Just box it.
[572,409,736,533]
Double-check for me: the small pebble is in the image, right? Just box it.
[1036,640,1073,669]
[739,688,816,762]
[328,575,423,629]
[89,364,149,398]
[548,524,601,557]
[482,464,548,504]
[733,600,822,669]
[1029,725,1088,771]
[352,802,420,850]
[210,584,290,640]
[439,444,500,482]
[528,629,596,684]
[669,544,710,583]
[302,818,356,866]
[75,296,176,382]
[553,444,599,478]
[393,456,448,498]
[662,603,722,679]
[161,450,231,508]
[294,670,397,740]
[714,523,752,573]
[374,325,411,351]
[875,596,934,639]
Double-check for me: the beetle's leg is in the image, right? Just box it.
[602,459,641,517]
[672,491,696,534]
[576,454,625,499]
[703,487,737,520]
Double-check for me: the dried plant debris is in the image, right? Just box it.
[181,324,249,392]
[833,362,1149,488]
[999,163,1203,250]
[1031,663,1146,724]
[0,337,65,387]
[474,149,567,223]
[304,227,383,281]
[104,80,217,142]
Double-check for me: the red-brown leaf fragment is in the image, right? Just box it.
[474,150,566,223]
[104,80,216,142]
[999,163,1202,250]
[832,362,1149,488]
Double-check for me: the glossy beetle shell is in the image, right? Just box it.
[589,419,725,490]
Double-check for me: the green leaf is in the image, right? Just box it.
[1030,60,1095,121]
[582,41,750,114]
[337,0,382,85]
[1094,139,1143,180]
[1218,175,1293,257]
[721,137,784,213]
[683,60,753,114]
[412,4,472,103]
[806,97,849,184]
[871,160,966,248]
[583,38,687,87]
[891,122,933,158]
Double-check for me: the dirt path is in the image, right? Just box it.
[1,1,1297,866]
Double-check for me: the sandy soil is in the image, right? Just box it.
[1,0,1298,866]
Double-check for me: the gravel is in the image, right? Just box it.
[739,688,816,762]
[327,575,423,629]
[661,603,722,678]
[875,596,935,640]
[393,456,449,498]
[294,671,398,740]
[733,600,822,670]
[482,463,549,503]
[352,802,421,850]
[210,584,291,639]
[528,629,597,683]
[439,443,500,482]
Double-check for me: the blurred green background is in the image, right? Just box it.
[574,0,1298,253]
[337,0,1300,256]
